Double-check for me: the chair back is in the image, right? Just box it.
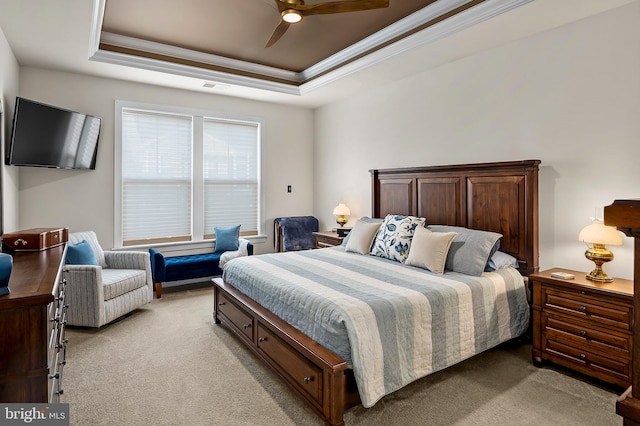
[274,216,318,252]
[68,231,107,268]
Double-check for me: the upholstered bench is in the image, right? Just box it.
[149,240,252,298]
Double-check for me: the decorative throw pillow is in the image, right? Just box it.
[405,227,457,274]
[344,220,382,255]
[428,225,502,276]
[214,225,241,253]
[341,217,383,247]
[370,214,426,263]
[65,240,99,265]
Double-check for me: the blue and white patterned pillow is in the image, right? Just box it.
[370,214,426,262]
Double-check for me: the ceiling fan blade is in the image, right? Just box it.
[298,0,389,15]
[265,20,291,48]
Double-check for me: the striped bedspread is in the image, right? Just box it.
[222,246,530,408]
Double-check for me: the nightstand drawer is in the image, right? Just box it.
[542,288,632,331]
[316,239,337,248]
[543,336,630,387]
[312,232,345,248]
[543,312,631,357]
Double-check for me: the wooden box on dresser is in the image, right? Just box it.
[0,244,67,402]
[531,267,634,388]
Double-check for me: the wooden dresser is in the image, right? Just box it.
[531,267,633,388]
[0,245,67,402]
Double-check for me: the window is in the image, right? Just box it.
[203,119,259,239]
[115,102,262,248]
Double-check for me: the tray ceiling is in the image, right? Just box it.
[92,0,533,95]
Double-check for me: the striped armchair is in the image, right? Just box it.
[64,231,153,327]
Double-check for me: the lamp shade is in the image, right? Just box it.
[578,219,623,246]
[332,203,351,216]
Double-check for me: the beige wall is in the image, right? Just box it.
[14,69,315,253]
[0,24,19,234]
[314,3,640,279]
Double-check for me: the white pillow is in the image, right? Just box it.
[405,226,457,274]
[345,220,382,255]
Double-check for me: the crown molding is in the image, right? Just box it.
[88,0,533,96]
[90,48,303,95]
[300,0,533,94]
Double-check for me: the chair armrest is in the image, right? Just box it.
[105,250,153,289]
[64,265,105,327]
[148,248,166,283]
[104,250,149,270]
[239,238,254,256]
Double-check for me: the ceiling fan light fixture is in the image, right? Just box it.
[281,9,302,24]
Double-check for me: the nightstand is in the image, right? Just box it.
[531,268,633,388]
[312,231,345,248]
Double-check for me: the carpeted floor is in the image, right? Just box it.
[62,282,622,425]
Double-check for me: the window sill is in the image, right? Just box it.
[112,234,267,253]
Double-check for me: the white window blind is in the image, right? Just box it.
[121,110,193,245]
[203,119,259,238]
[116,102,262,248]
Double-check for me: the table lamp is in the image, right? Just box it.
[332,203,350,228]
[578,218,623,282]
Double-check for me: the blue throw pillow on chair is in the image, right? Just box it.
[214,225,240,253]
[66,240,99,265]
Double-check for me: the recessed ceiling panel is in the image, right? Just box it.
[102,0,438,72]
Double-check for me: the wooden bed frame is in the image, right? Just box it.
[213,159,540,426]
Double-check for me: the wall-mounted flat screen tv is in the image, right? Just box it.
[7,97,101,169]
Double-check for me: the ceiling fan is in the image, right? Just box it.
[265,0,390,48]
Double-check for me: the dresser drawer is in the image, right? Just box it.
[257,324,323,405]
[543,336,630,387]
[48,351,64,404]
[543,312,631,356]
[217,293,254,342]
[542,287,632,331]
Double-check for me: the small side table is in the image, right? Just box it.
[312,231,345,248]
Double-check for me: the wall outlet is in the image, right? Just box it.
[287,185,292,193]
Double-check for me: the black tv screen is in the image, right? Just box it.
[7,97,101,169]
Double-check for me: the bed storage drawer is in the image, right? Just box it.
[212,278,349,426]
[217,293,254,342]
[257,324,323,404]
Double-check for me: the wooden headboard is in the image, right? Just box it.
[370,160,540,276]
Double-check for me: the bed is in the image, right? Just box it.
[213,159,540,426]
